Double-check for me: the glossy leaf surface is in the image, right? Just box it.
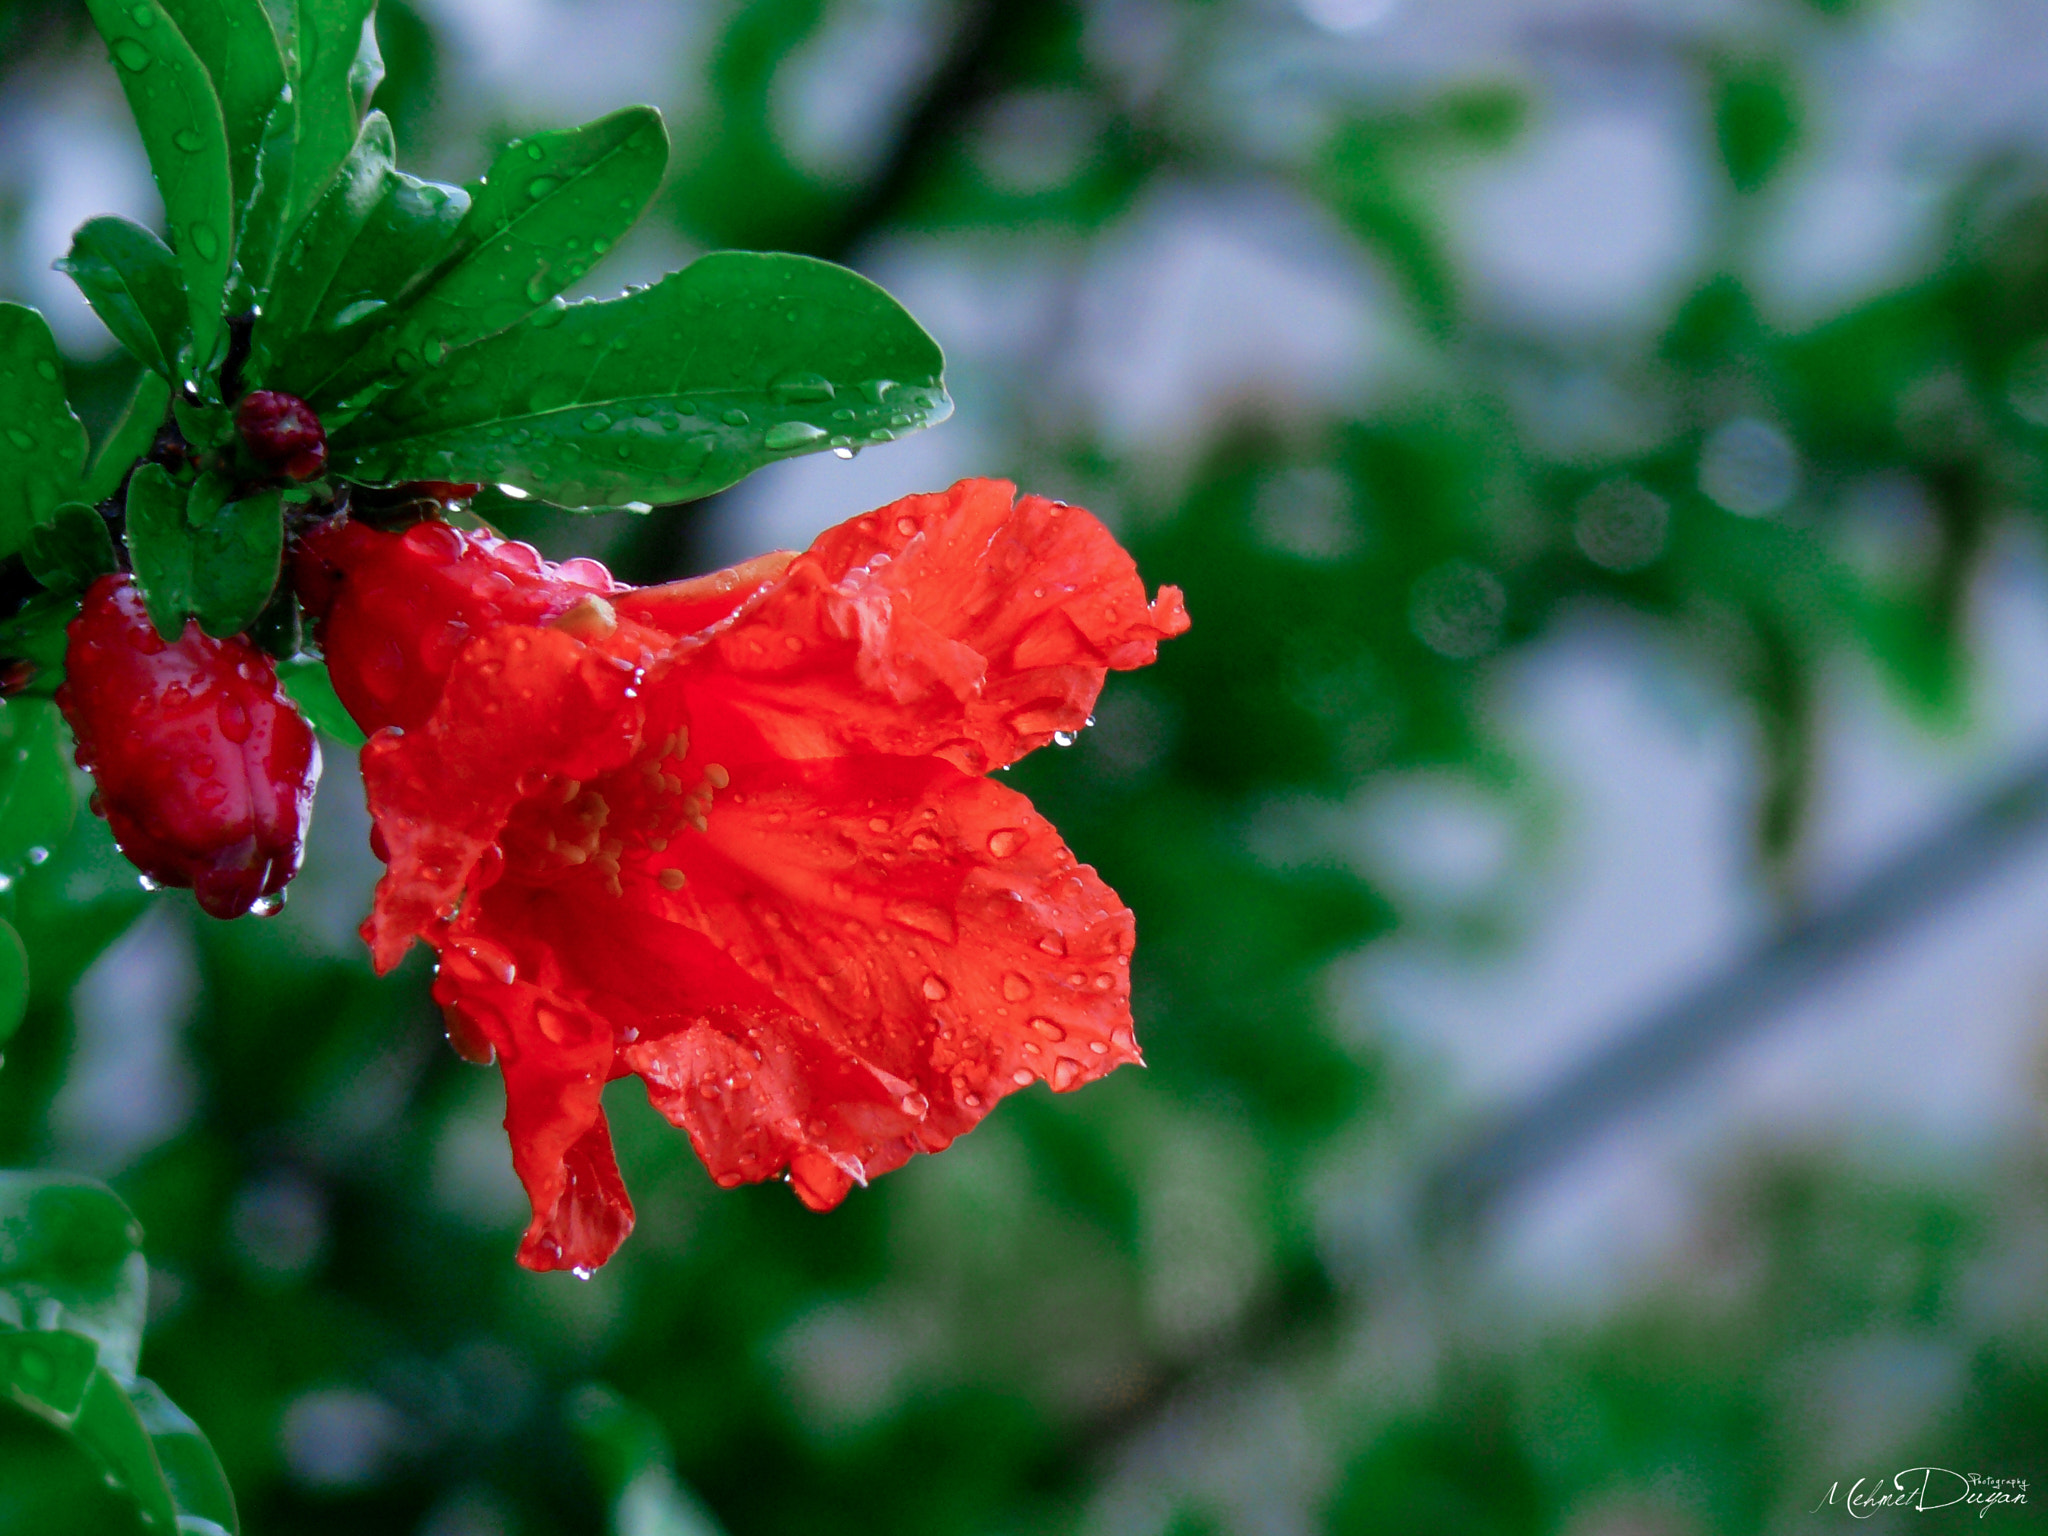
[311,105,670,408]
[0,700,77,882]
[247,110,395,386]
[262,166,472,398]
[125,466,284,640]
[159,0,287,210]
[82,0,234,380]
[54,219,187,380]
[0,1176,147,1384]
[0,306,90,559]
[332,251,950,508]
[286,0,381,227]
[130,1378,238,1535]
[82,371,172,505]
[24,506,118,595]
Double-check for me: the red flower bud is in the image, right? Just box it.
[57,575,321,919]
[235,390,327,481]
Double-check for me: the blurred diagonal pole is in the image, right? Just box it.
[1421,747,2048,1236]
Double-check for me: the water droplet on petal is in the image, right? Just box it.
[1011,1068,1034,1087]
[987,828,1028,858]
[1002,974,1031,1001]
[1028,1017,1064,1040]
[1053,1058,1084,1090]
[922,975,949,1001]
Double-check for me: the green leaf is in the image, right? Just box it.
[24,506,118,595]
[84,371,173,505]
[0,1176,147,1383]
[126,464,284,640]
[278,660,367,747]
[158,0,287,214]
[0,1329,97,1422]
[54,219,188,380]
[0,305,91,558]
[332,251,951,509]
[130,1378,238,1535]
[247,110,395,384]
[0,699,78,883]
[82,0,235,384]
[232,87,299,307]
[311,105,671,410]
[0,919,24,1062]
[68,1369,181,1534]
[0,595,77,696]
[1713,55,1801,194]
[261,167,473,399]
[286,0,381,229]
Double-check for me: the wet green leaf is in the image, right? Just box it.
[67,1370,181,1534]
[130,1378,238,1535]
[0,1330,97,1422]
[82,0,235,383]
[232,87,299,307]
[261,165,473,399]
[159,0,287,212]
[0,595,76,697]
[278,659,367,747]
[286,0,381,229]
[82,371,172,505]
[332,251,950,509]
[54,219,188,380]
[311,105,670,409]
[246,110,395,386]
[126,465,284,640]
[0,305,90,559]
[24,506,118,595]
[0,699,77,883]
[0,1176,147,1383]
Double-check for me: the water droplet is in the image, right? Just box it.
[128,3,153,25]
[860,379,896,405]
[899,1091,929,1118]
[172,126,202,153]
[111,36,151,70]
[1011,1068,1034,1087]
[571,1265,594,1280]
[1028,1017,1064,1041]
[32,360,57,383]
[5,429,32,451]
[987,828,1027,857]
[1053,1058,1084,1090]
[188,222,220,260]
[527,176,562,199]
[1002,973,1032,1001]
[770,371,835,405]
[721,408,749,427]
[1052,730,1076,747]
[922,975,949,1001]
[24,846,48,867]
[581,410,612,433]
[832,446,856,459]
[250,890,286,917]
[764,420,826,450]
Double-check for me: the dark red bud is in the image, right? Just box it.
[236,391,327,481]
[57,575,321,919]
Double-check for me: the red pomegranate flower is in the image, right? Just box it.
[297,479,1188,1273]
[58,574,321,919]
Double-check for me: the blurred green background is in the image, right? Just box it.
[5,0,2048,1530]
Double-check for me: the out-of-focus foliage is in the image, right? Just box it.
[3,0,2048,1532]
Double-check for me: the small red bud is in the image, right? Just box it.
[236,390,327,481]
[57,576,321,919]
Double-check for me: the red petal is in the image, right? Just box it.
[432,948,633,1272]
[690,479,1188,772]
[359,625,642,971]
